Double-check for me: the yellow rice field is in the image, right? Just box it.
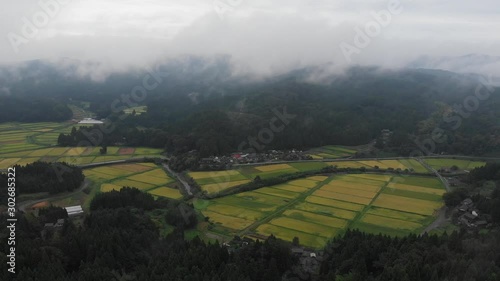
[270,217,339,238]
[128,173,171,185]
[255,163,294,172]
[288,179,318,188]
[101,183,124,192]
[378,160,407,169]
[294,202,358,220]
[206,204,265,221]
[312,190,373,205]
[307,175,329,181]
[373,194,442,215]
[282,210,348,228]
[254,187,301,199]
[366,207,426,223]
[202,210,254,230]
[0,158,21,167]
[305,196,365,211]
[256,224,329,248]
[386,183,446,195]
[349,173,392,182]
[148,187,183,199]
[319,185,378,199]
[274,184,310,193]
[361,214,422,230]
[201,180,251,194]
[110,163,154,172]
[324,181,382,193]
[112,179,156,190]
[328,161,369,168]
[188,170,241,179]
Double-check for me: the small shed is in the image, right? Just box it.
[65,206,84,217]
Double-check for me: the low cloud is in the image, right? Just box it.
[1,0,499,79]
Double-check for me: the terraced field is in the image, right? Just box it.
[84,163,183,200]
[306,145,357,159]
[0,122,164,169]
[196,173,446,248]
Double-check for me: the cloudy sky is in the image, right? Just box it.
[1,0,500,75]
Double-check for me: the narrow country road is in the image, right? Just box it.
[421,206,448,235]
[18,178,91,212]
[162,163,193,196]
[415,158,450,192]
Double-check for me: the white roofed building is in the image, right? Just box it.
[78,118,104,124]
[65,205,84,217]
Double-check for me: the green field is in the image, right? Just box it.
[0,122,164,169]
[197,173,446,248]
[423,158,486,170]
[84,163,183,200]
[188,159,433,196]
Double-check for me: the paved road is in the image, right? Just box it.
[18,178,91,212]
[415,158,450,192]
[162,163,193,196]
[233,155,500,168]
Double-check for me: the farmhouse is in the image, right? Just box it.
[78,118,104,124]
[65,205,84,217]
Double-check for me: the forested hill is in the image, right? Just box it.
[2,59,499,156]
[0,96,72,122]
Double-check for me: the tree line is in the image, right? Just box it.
[0,162,84,203]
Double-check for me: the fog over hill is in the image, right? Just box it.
[1,0,499,80]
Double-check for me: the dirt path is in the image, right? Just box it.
[421,206,448,234]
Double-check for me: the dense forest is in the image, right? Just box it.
[319,229,500,281]
[0,162,84,202]
[2,186,499,281]
[0,96,72,122]
[0,188,295,281]
[3,59,498,158]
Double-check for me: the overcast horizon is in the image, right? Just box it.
[2,0,500,77]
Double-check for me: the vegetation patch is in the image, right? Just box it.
[372,194,442,216]
[147,187,183,199]
[270,217,340,238]
[361,214,422,230]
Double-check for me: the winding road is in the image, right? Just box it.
[17,178,91,213]
[162,163,193,196]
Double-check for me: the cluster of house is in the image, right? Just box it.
[75,117,104,124]
[457,198,488,228]
[42,205,84,239]
[291,247,324,277]
[379,129,393,145]
[198,150,313,170]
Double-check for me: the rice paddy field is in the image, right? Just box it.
[188,159,433,195]
[195,173,445,248]
[0,122,164,169]
[306,145,357,159]
[423,158,486,170]
[84,163,183,200]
